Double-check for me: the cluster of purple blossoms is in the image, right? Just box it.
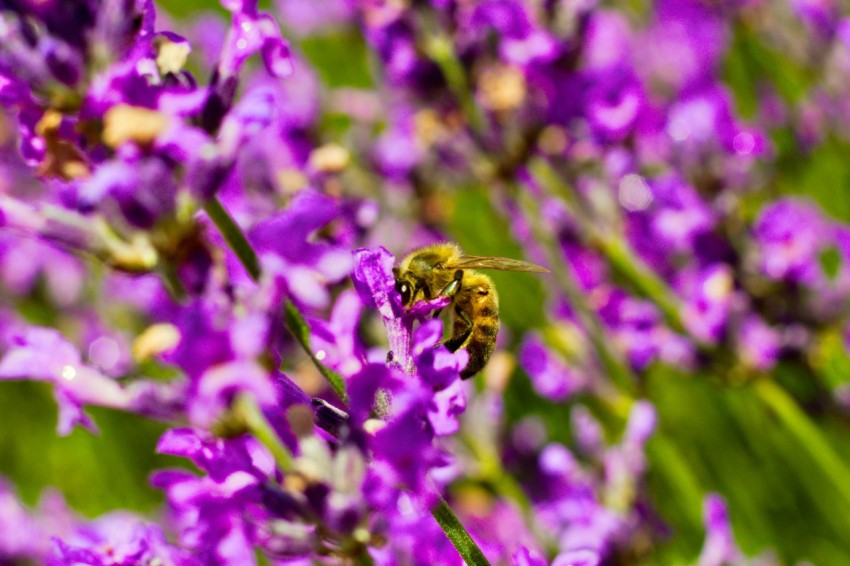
[2,0,850,564]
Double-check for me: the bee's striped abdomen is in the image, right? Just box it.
[453,273,500,380]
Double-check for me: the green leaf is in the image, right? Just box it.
[234,395,293,472]
[204,197,261,282]
[299,30,374,89]
[754,379,850,509]
[810,330,850,389]
[284,300,349,402]
[204,197,348,402]
[819,246,842,280]
[431,495,491,566]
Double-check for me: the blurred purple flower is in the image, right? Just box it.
[571,406,604,456]
[0,234,85,306]
[51,512,196,566]
[519,334,584,401]
[468,0,558,65]
[276,0,354,37]
[552,549,601,566]
[737,315,782,371]
[680,264,735,344]
[0,327,130,434]
[639,0,727,93]
[218,1,292,79]
[251,190,354,308]
[696,494,743,566]
[309,289,367,378]
[753,198,827,284]
[0,479,75,561]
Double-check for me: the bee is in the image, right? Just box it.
[393,242,548,379]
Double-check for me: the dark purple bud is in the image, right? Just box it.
[42,38,83,86]
[200,73,239,134]
[312,397,349,438]
[261,483,307,520]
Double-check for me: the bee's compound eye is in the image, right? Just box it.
[396,280,412,305]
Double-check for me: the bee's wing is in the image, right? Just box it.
[450,255,549,273]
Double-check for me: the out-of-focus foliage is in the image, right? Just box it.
[3,0,850,564]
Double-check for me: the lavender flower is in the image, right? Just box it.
[519,333,584,401]
[696,494,744,566]
[753,198,828,285]
[0,327,131,434]
[0,0,848,563]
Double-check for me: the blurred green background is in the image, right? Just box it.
[3,2,850,564]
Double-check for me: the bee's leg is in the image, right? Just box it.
[433,271,463,318]
[437,270,463,298]
[443,307,473,353]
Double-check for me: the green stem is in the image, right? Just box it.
[528,158,693,340]
[514,187,636,394]
[431,495,491,566]
[594,234,687,335]
[462,432,532,516]
[419,12,485,136]
[235,394,294,472]
[646,433,705,528]
[159,261,188,301]
[203,197,347,400]
[204,196,261,282]
[284,301,349,402]
[754,379,850,508]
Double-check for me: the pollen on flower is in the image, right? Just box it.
[478,64,527,112]
[61,365,76,380]
[308,143,350,173]
[102,105,170,148]
[277,168,309,194]
[704,269,733,300]
[353,527,370,543]
[363,418,387,435]
[538,125,569,155]
[154,37,191,75]
[132,324,181,362]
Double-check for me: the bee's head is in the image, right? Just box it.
[392,267,415,307]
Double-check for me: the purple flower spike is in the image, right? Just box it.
[552,549,601,566]
[697,494,743,566]
[189,359,277,429]
[512,546,548,566]
[51,512,196,566]
[352,246,413,369]
[753,198,827,285]
[519,334,583,402]
[0,327,131,434]
[429,378,468,436]
[352,246,401,319]
[219,4,292,79]
[737,315,781,371]
[413,318,467,391]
